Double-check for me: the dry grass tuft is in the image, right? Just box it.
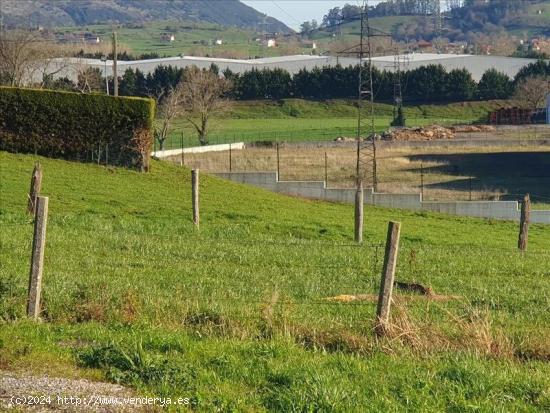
[182,308,250,339]
[453,308,514,359]
[290,325,374,354]
[259,290,280,339]
[73,302,106,323]
[120,289,140,325]
[377,304,515,359]
[376,302,450,354]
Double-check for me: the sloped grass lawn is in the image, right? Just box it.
[0,152,549,411]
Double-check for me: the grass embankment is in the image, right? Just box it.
[1,151,549,411]
[164,99,509,148]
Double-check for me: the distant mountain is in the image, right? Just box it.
[0,0,292,33]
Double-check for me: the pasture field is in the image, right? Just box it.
[1,151,549,411]
[61,20,299,58]
[161,99,508,148]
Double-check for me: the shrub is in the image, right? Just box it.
[0,87,155,170]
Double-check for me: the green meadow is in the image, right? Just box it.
[0,151,549,411]
[161,99,506,148]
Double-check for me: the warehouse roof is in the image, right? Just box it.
[49,53,543,83]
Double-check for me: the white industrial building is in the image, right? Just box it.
[47,53,545,83]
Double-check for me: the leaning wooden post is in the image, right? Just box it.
[27,196,49,320]
[375,221,401,336]
[354,181,364,243]
[518,194,530,252]
[27,163,43,215]
[192,169,199,228]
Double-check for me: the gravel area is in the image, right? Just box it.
[0,371,159,412]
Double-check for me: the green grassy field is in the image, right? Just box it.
[1,151,549,411]
[61,19,302,59]
[161,99,507,149]
[507,2,550,37]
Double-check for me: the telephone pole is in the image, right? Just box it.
[112,31,118,96]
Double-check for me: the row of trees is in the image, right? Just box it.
[321,0,449,26]
[114,60,550,104]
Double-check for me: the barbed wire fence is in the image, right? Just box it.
[5,162,550,338]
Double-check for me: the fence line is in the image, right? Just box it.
[162,123,550,150]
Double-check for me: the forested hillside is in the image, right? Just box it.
[319,1,550,42]
[0,0,291,33]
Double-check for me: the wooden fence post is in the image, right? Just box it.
[518,194,530,251]
[420,163,424,200]
[229,143,232,172]
[27,163,42,215]
[180,132,185,166]
[324,151,328,185]
[354,181,364,243]
[192,169,199,228]
[375,221,401,335]
[27,196,49,320]
[276,143,280,179]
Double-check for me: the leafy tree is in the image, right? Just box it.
[406,65,448,102]
[120,68,137,96]
[514,60,550,85]
[445,68,478,101]
[120,68,148,96]
[322,7,342,28]
[300,21,312,34]
[42,75,76,91]
[478,69,513,100]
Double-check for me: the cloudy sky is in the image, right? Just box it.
[241,1,381,31]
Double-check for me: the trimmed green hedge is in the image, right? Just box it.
[0,87,155,170]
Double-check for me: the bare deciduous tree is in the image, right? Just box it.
[179,68,231,146]
[513,76,550,109]
[0,30,43,86]
[0,29,70,88]
[154,85,185,151]
[77,67,103,93]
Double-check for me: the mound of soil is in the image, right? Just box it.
[450,125,496,133]
[381,125,455,141]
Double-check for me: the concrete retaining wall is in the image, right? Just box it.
[214,171,550,224]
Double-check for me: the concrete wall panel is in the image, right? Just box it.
[213,171,550,224]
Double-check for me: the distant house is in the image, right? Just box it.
[215,39,223,45]
[161,33,176,43]
[267,39,276,48]
[444,42,465,54]
[416,40,432,51]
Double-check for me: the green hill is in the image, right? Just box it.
[0,0,291,33]
[0,151,549,410]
